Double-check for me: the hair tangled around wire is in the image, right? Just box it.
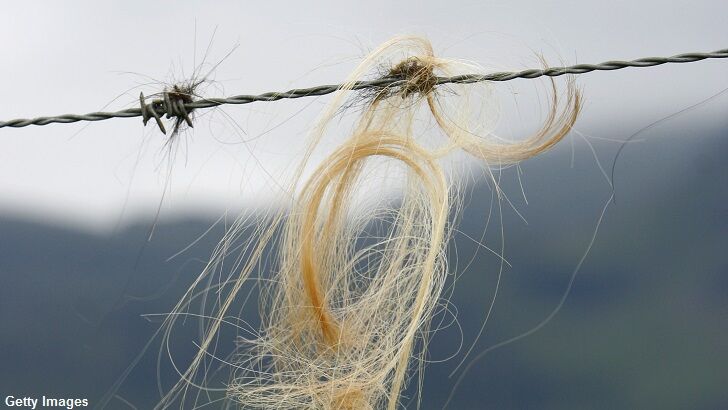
[156,36,582,409]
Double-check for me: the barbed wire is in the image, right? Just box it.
[1,48,726,131]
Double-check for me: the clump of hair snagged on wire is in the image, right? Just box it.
[137,39,238,141]
[154,35,582,410]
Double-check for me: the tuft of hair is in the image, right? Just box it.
[155,35,582,409]
[139,37,237,145]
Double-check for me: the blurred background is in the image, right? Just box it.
[1,1,726,409]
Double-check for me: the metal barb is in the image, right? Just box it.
[138,91,195,134]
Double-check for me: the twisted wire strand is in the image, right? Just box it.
[1,48,726,131]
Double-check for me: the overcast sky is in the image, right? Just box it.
[1,0,726,232]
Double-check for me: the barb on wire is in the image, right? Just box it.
[140,91,195,135]
[1,48,726,131]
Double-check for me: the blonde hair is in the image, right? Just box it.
[156,36,581,409]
